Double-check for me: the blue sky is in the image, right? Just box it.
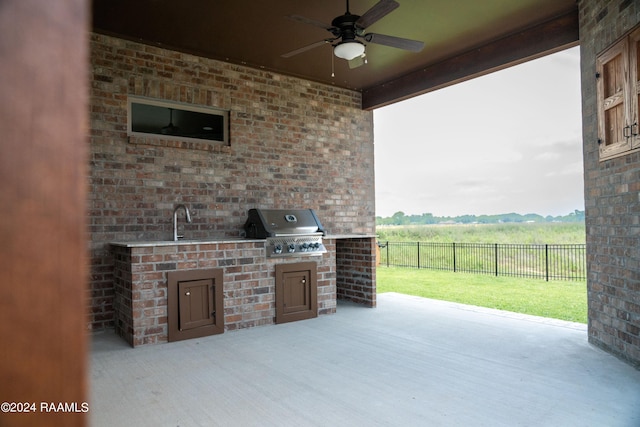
[373,46,583,218]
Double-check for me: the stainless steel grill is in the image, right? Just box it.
[244,208,327,258]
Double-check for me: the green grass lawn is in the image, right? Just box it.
[376,267,587,323]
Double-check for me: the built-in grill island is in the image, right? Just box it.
[244,208,327,258]
[245,208,327,324]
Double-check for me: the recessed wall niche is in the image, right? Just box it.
[128,96,229,146]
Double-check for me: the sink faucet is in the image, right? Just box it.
[173,204,192,241]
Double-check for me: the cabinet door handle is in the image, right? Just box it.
[301,279,306,284]
[632,122,638,136]
[624,125,631,139]
[185,291,191,296]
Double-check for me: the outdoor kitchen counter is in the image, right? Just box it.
[109,238,263,247]
[109,235,377,247]
[325,234,377,239]
[109,234,377,347]
[109,237,339,347]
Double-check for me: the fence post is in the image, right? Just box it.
[453,242,456,272]
[386,241,389,267]
[545,244,549,281]
[417,241,420,269]
[494,243,498,276]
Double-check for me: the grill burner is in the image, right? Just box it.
[244,208,327,258]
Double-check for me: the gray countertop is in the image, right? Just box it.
[109,234,376,248]
[109,238,262,248]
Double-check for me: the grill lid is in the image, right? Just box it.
[244,208,325,238]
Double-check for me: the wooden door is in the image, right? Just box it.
[282,270,312,315]
[597,38,631,158]
[630,26,640,149]
[168,269,224,342]
[275,262,318,324]
[178,279,215,330]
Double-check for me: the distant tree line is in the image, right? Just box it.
[376,210,585,226]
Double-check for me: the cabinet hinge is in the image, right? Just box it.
[595,72,600,79]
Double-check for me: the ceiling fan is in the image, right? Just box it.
[282,0,424,69]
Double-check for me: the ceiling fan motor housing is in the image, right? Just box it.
[331,13,361,42]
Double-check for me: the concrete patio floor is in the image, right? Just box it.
[90,293,640,426]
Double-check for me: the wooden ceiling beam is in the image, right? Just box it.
[362,6,579,110]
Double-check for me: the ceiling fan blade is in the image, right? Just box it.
[286,14,334,32]
[355,0,399,29]
[348,55,366,69]
[281,39,332,58]
[364,33,424,52]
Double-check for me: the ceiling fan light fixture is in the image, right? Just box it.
[334,41,365,60]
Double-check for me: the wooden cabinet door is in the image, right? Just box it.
[168,269,224,342]
[596,26,640,159]
[597,38,632,158]
[275,262,318,324]
[282,270,312,315]
[178,279,215,330]
[630,27,640,149]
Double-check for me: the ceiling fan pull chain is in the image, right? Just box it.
[331,49,335,77]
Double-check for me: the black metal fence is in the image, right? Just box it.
[377,241,586,281]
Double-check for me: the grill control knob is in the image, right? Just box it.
[302,243,309,251]
[288,243,296,253]
[274,244,283,254]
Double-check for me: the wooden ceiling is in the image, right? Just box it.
[92,0,578,109]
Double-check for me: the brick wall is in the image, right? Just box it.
[89,33,375,331]
[578,0,640,367]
